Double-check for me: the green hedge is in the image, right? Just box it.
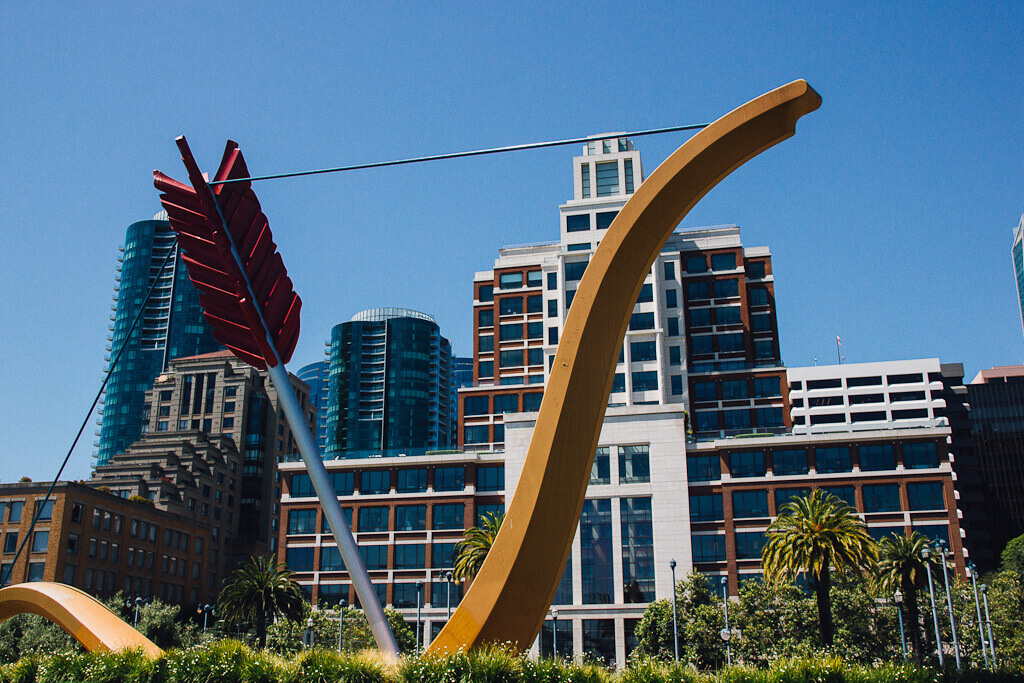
[2,646,1024,683]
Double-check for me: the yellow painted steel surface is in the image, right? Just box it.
[429,80,821,653]
[0,582,162,658]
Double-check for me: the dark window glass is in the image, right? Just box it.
[848,375,883,387]
[395,505,426,531]
[547,299,558,317]
[619,445,650,484]
[477,466,504,491]
[566,214,591,232]
[752,313,771,332]
[869,526,905,541]
[816,447,852,473]
[822,486,856,507]
[330,472,354,495]
[477,361,493,377]
[730,451,765,477]
[527,347,543,366]
[892,408,929,420]
[714,279,739,297]
[478,285,493,302]
[636,284,653,304]
[611,373,625,393]
[859,444,896,471]
[631,371,658,392]
[888,373,923,384]
[548,327,558,345]
[286,547,314,572]
[35,501,54,520]
[690,308,712,327]
[527,271,543,287]
[671,375,683,395]
[288,509,317,534]
[849,393,883,405]
[464,396,490,416]
[851,411,887,422]
[547,272,557,290]
[319,547,346,572]
[596,211,618,230]
[757,407,784,427]
[694,382,717,401]
[746,260,766,278]
[582,619,616,666]
[392,583,420,608]
[904,442,939,469]
[908,483,944,510]
[775,487,811,511]
[629,312,655,330]
[912,525,949,545]
[667,317,680,336]
[396,468,427,493]
[691,535,726,562]
[394,544,426,569]
[360,471,390,494]
[716,306,741,325]
[810,413,846,425]
[630,341,657,362]
[863,484,901,512]
[754,340,774,359]
[359,545,388,570]
[478,309,493,328]
[749,286,769,306]
[722,409,751,429]
[358,506,389,532]
[665,289,678,308]
[432,503,464,530]
[500,349,524,367]
[753,377,781,397]
[688,282,710,300]
[718,333,744,352]
[290,474,315,497]
[669,346,682,366]
[735,531,767,559]
[732,490,769,518]
[523,393,543,411]
[565,261,588,282]
[581,499,613,604]
[434,467,465,491]
[686,256,707,273]
[773,449,808,475]
[664,261,675,280]
[722,380,749,399]
[499,297,523,315]
[620,497,654,603]
[711,253,736,271]
[891,391,926,402]
[499,272,523,289]
[500,323,523,341]
[567,242,589,252]
[692,336,715,355]
[527,295,542,313]
[687,455,721,481]
[689,494,723,522]
[694,411,719,432]
[431,542,457,569]
[591,447,610,484]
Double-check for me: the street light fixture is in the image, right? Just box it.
[921,544,944,666]
[937,541,961,669]
[338,598,347,654]
[967,563,989,668]
[981,584,996,667]
[551,608,559,659]
[894,590,907,661]
[415,580,423,654]
[445,570,453,619]
[721,576,732,667]
[669,559,679,662]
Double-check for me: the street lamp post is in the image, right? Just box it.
[895,590,908,661]
[937,541,961,669]
[669,559,679,662]
[416,581,423,654]
[445,571,453,620]
[968,563,989,668]
[133,596,144,628]
[921,544,944,666]
[721,576,732,667]
[981,584,996,667]
[551,609,559,659]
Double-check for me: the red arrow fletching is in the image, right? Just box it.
[153,137,301,370]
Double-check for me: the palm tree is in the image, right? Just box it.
[762,489,876,646]
[218,554,305,648]
[453,511,505,582]
[876,532,935,665]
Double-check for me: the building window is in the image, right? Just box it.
[629,312,655,331]
[667,317,679,337]
[749,286,769,306]
[27,562,45,582]
[611,373,625,393]
[746,260,766,278]
[711,253,736,271]
[904,442,939,469]
[498,297,523,316]
[888,373,923,384]
[753,377,781,397]
[620,497,654,603]
[688,282,710,300]
[718,333,744,353]
[693,382,716,401]
[499,272,523,289]
[714,277,738,297]
[434,467,465,491]
[581,499,613,604]
[686,256,707,273]
[285,547,314,572]
[477,361,494,378]
[757,407,784,428]
[722,380,749,399]
[523,393,543,411]
[360,471,390,495]
[716,306,741,325]
[722,409,751,430]
[694,411,719,432]
[527,348,543,366]
[566,214,590,232]
[581,164,590,198]
[631,371,658,392]
[619,445,650,484]
[687,455,721,481]
[595,162,618,196]
[859,444,896,471]
[547,299,558,318]
[394,544,425,569]
[752,313,772,332]
[499,323,523,341]
[730,451,765,477]
[565,260,588,282]
[822,486,856,507]
[624,159,634,193]
[477,503,504,524]
[500,349,524,368]
[288,509,317,535]
[290,474,315,497]
[775,488,811,511]
[816,447,852,473]
[319,547,345,572]
[691,535,726,563]
[548,327,558,345]
[359,545,388,570]
[665,289,678,308]
[636,284,653,303]
[591,447,610,485]
[689,494,723,522]
[477,466,504,492]
[671,375,683,395]
[358,506,389,532]
[432,503,464,530]
[464,425,490,444]
[907,483,944,511]
[432,542,457,569]
[773,449,809,475]
[863,484,902,513]
[478,309,494,328]
[735,531,767,559]
[397,468,427,493]
[630,341,657,362]
[31,531,49,553]
[732,490,769,518]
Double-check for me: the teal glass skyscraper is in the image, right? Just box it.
[1014,215,1024,339]
[298,360,330,451]
[325,308,455,457]
[96,212,221,465]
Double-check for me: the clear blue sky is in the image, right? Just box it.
[1,2,1021,483]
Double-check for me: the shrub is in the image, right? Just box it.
[287,648,388,683]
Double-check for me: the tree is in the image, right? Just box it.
[761,489,876,646]
[634,573,726,667]
[266,604,416,655]
[453,512,504,582]
[874,532,935,665]
[1001,533,1024,576]
[218,554,305,648]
